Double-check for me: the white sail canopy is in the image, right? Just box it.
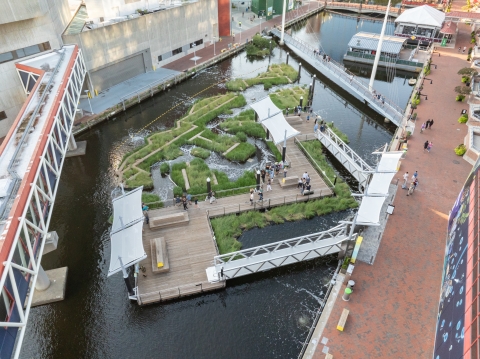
[356,152,402,226]
[108,221,146,276]
[111,186,144,234]
[395,5,445,28]
[108,186,146,277]
[250,96,300,145]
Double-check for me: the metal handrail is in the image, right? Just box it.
[0,49,67,221]
[271,29,406,124]
[296,259,343,359]
[318,128,372,172]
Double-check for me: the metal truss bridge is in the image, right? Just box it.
[270,28,405,127]
[206,224,355,282]
[316,128,372,189]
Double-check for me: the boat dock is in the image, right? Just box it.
[136,116,333,305]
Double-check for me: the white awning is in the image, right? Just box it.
[395,5,445,28]
[111,186,144,234]
[356,196,386,226]
[108,221,147,276]
[377,152,403,172]
[262,112,301,144]
[355,151,402,225]
[250,96,281,120]
[250,97,301,145]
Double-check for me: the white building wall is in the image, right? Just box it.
[63,0,218,90]
[84,0,152,20]
[0,0,47,25]
[0,0,71,137]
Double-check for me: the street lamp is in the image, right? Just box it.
[84,90,94,114]
[192,43,197,66]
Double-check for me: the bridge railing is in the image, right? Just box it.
[318,128,372,172]
[213,223,349,266]
[272,29,406,124]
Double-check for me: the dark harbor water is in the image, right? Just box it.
[21,12,409,359]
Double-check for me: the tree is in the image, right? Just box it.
[454,85,472,95]
[457,67,478,76]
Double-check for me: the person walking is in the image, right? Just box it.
[250,190,254,205]
[182,196,188,210]
[407,182,415,196]
[306,115,310,122]
[423,140,429,152]
[425,119,431,129]
[194,197,198,208]
[267,178,272,191]
[429,119,434,129]
[186,193,192,205]
[258,187,263,201]
[458,47,461,52]
[302,171,308,180]
[412,171,418,181]
[402,171,409,189]
[463,46,467,53]
[261,169,266,183]
[314,122,319,133]
[427,141,433,153]
[420,122,426,133]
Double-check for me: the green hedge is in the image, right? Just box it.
[225,142,256,161]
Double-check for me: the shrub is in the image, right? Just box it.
[266,140,282,162]
[126,172,153,190]
[327,122,350,143]
[225,142,256,161]
[458,67,478,76]
[142,192,160,203]
[456,95,466,102]
[235,131,247,142]
[191,147,211,159]
[455,144,467,156]
[458,114,469,123]
[160,162,170,174]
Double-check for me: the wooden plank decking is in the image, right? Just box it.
[136,115,333,305]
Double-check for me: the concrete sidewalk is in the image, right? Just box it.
[78,68,180,114]
[310,22,473,359]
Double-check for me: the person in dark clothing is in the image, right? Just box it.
[182,196,188,210]
[429,119,434,129]
[261,169,266,183]
[424,140,429,152]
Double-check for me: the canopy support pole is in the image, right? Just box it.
[119,256,134,296]
[282,130,287,163]
[280,0,287,45]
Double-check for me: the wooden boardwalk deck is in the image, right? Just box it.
[136,115,333,305]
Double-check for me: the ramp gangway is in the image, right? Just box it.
[206,224,355,282]
[316,128,372,189]
[270,28,405,127]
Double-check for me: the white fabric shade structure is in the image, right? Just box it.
[250,96,300,144]
[108,186,147,277]
[356,152,403,226]
[395,5,445,28]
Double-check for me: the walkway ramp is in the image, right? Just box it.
[270,28,405,126]
[316,128,372,188]
[206,224,354,282]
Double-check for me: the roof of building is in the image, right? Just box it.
[348,32,407,54]
[395,5,445,27]
[440,21,457,35]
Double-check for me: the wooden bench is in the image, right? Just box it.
[149,212,189,230]
[337,308,349,331]
[150,237,170,273]
[278,176,299,188]
[303,189,314,196]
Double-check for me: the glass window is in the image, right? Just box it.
[0,111,6,121]
[16,48,25,58]
[24,44,40,56]
[157,55,162,62]
[172,47,182,56]
[40,42,51,51]
[0,52,14,64]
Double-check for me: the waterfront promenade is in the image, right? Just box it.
[309,23,473,359]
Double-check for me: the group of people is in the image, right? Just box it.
[174,193,197,210]
[420,119,435,132]
[298,171,312,194]
[372,90,385,104]
[402,171,419,196]
[423,140,433,153]
[314,118,327,133]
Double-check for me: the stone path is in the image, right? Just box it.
[310,22,473,359]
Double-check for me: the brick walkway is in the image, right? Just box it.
[312,23,473,359]
[162,3,324,72]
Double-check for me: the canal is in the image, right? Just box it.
[21,12,412,359]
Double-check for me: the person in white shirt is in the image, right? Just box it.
[402,172,409,189]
